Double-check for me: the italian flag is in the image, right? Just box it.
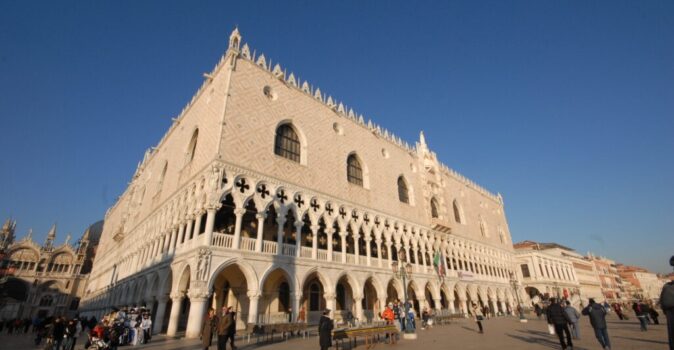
[433,251,445,277]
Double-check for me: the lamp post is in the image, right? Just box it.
[509,272,527,323]
[553,282,561,299]
[392,248,417,339]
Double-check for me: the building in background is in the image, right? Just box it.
[616,264,664,302]
[0,219,102,319]
[513,241,581,306]
[587,254,624,303]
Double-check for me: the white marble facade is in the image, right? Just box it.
[79,29,522,339]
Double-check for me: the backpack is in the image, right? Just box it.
[661,282,674,310]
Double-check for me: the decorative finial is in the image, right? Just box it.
[65,233,71,245]
[26,228,33,240]
[420,131,427,146]
[229,27,241,51]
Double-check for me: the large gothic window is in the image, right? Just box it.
[186,129,199,162]
[274,124,301,163]
[453,200,462,224]
[397,176,409,203]
[347,154,363,186]
[430,198,439,218]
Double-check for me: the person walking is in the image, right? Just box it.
[547,298,573,350]
[201,308,218,350]
[51,317,66,350]
[633,301,648,331]
[564,300,581,340]
[582,298,611,350]
[318,309,334,350]
[141,313,153,344]
[660,255,674,350]
[225,307,237,350]
[217,306,234,350]
[471,303,484,334]
[648,302,660,325]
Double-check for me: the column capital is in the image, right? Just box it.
[255,213,267,220]
[323,293,336,299]
[247,291,261,299]
[170,291,186,300]
[310,225,320,233]
[187,289,210,300]
[234,208,247,216]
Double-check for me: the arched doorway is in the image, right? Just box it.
[301,271,326,324]
[424,283,435,310]
[407,283,419,314]
[335,275,355,325]
[362,278,379,323]
[386,279,399,303]
[212,264,251,329]
[260,268,292,324]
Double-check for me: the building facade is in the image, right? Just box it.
[0,219,102,319]
[513,241,581,305]
[79,29,522,339]
[616,264,664,302]
[587,255,624,302]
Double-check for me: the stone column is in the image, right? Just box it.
[255,213,266,252]
[365,237,372,266]
[153,296,169,333]
[325,293,336,313]
[166,293,184,337]
[412,246,420,273]
[232,208,246,249]
[433,298,442,311]
[461,299,468,315]
[387,240,393,267]
[168,228,178,254]
[354,296,364,323]
[185,293,209,339]
[375,239,382,268]
[448,298,456,314]
[185,218,194,245]
[176,223,186,248]
[294,221,303,258]
[310,225,319,259]
[340,230,347,263]
[247,292,260,324]
[292,293,301,322]
[276,216,286,255]
[326,227,334,262]
[203,208,216,246]
[353,232,360,265]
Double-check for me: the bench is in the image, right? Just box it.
[432,313,465,326]
[333,324,399,350]
[245,322,309,343]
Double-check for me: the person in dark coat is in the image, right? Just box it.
[319,309,334,350]
[226,308,237,350]
[546,298,573,350]
[216,306,231,350]
[583,298,611,350]
[51,317,66,350]
[201,308,218,350]
[633,301,648,331]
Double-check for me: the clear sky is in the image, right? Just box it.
[1,1,672,273]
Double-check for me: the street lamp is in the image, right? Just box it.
[509,272,527,323]
[392,248,417,339]
[553,281,561,299]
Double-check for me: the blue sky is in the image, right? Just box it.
[1,1,672,273]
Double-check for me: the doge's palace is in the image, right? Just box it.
[80,29,522,339]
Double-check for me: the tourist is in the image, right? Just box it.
[421,307,430,329]
[393,301,403,331]
[633,301,648,331]
[582,298,611,350]
[534,303,542,319]
[406,306,416,332]
[217,306,230,350]
[471,303,484,334]
[63,318,78,350]
[226,307,237,350]
[546,298,573,350]
[201,308,217,350]
[51,317,66,350]
[141,313,153,344]
[318,309,334,350]
[648,303,660,325]
[660,255,674,350]
[382,304,395,325]
[483,305,491,320]
[612,303,625,320]
[298,306,306,323]
[564,300,581,340]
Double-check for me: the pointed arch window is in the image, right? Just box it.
[397,176,409,203]
[186,129,199,163]
[453,200,462,224]
[347,154,363,186]
[274,124,301,163]
[430,198,439,218]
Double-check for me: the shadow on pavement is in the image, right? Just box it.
[614,336,668,345]
[505,334,560,349]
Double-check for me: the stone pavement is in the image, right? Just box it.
[1,315,670,350]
